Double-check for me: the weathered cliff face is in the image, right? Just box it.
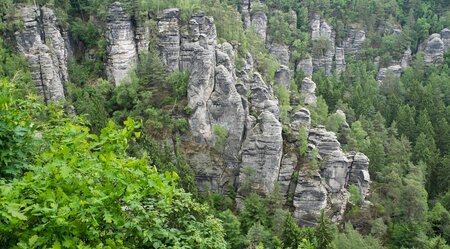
[12,2,373,225]
[301,77,317,105]
[376,65,402,83]
[157,9,181,71]
[311,13,335,75]
[297,55,314,78]
[106,2,138,86]
[14,5,68,102]
[419,29,450,66]
[251,11,268,42]
[343,25,366,58]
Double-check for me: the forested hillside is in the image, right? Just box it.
[1,0,450,248]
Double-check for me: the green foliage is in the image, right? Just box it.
[247,222,272,249]
[0,82,227,248]
[315,211,335,249]
[334,224,384,249]
[297,126,309,157]
[349,184,363,206]
[0,80,40,178]
[218,209,246,249]
[213,124,229,153]
[240,193,269,233]
[274,84,290,124]
[310,96,329,126]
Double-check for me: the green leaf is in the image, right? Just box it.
[6,204,27,221]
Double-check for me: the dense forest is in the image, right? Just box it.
[1,0,450,248]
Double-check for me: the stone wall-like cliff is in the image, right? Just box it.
[14,5,69,102]
[13,2,373,225]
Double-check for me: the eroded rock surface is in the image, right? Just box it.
[158,9,181,71]
[301,77,317,105]
[376,65,402,83]
[297,55,314,78]
[251,11,268,42]
[15,6,68,101]
[343,25,366,58]
[311,14,335,75]
[106,2,138,86]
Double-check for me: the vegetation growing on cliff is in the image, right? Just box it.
[1,0,450,248]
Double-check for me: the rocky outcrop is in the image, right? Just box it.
[157,9,181,71]
[270,43,290,65]
[293,172,328,224]
[106,2,138,86]
[240,111,283,195]
[401,47,412,70]
[208,44,246,172]
[343,25,366,58]
[251,11,268,42]
[376,65,402,83]
[423,33,444,65]
[279,152,297,197]
[311,14,335,75]
[275,65,291,89]
[291,108,311,130]
[335,47,346,74]
[186,13,217,144]
[14,6,68,102]
[292,126,370,224]
[347,152,370,197]
[441,28,450,51]
[297,55,314,78]
[301,77,317,105]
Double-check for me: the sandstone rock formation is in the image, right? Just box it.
[297,55,314,78]
[15,6,68,102]
[275,65,291,89]
[423,33,445,65]
[301,77,317,105]
[157,9,181,71]
[376,65,402,83]
[106,2,138,86]
[343,25,366,58]
[311,13,335,75]
[251,11,268,42]
[335,47,346,74]
[270,43,290,66]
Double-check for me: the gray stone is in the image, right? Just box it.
[158,8,181,71]
[251,11,267,42]
[297,55,313,78]
[293,172,328,224]
[376,65,402,83]
[274,65,291,89]
[343,25,366,58]
[441,28,450,51]
[301,77,317,105]
[270,43,290,65]
[401,47,412,70]
[106,2,138,86]
[311,14,335,75]
[347,152,370,197]
[335,47,346,74]
[246,72,280,117]
[239,111,283,196]
[15,5,67,101]
[423,33,444,65]
[279,152,297,197]
[291,108,311,130]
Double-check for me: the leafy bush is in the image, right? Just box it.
[0,82,227,248]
